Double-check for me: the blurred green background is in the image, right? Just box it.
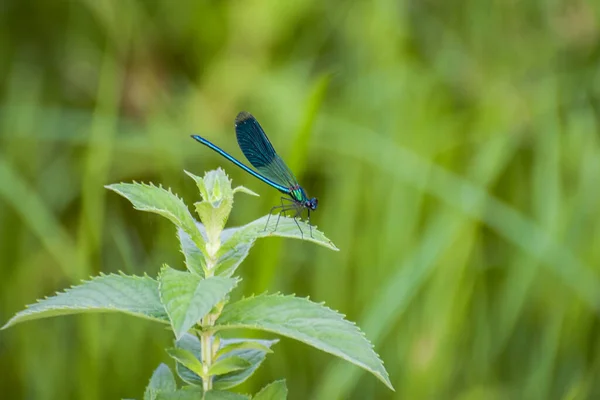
[1,1,600,399]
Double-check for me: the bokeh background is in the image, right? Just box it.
[1,1,600,399]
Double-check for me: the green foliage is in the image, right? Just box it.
[203,391,250,400]
[216,294,392,390]
[144,364,177,400]
[172,334,208,387]
[157,388,206,400]
[178,227,207,277]
[3,169,389,398]
[2,273,168,328]
[175,335,279,390]
[215,341,273,359]
[253,381,288,400]
[158,265,238,339]
[166,347,205,378]
[106,182,206,253]
[219,215,338,254]
[185,170,234,254]
[208,356,252,376]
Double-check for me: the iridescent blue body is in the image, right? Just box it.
[191,112,318,236]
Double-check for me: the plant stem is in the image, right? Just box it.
[200,326,213,391]
[201,256,216,392]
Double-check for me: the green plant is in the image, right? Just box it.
[2,169,392,399]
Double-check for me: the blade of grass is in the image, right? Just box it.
[315,128,521,398]
[0,159,81,279]
[319,117,600,309]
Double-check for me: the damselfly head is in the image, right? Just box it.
[306,197,318,211]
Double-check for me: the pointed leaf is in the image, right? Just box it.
[215,294,393,391]
[232,186,259,197]
[253,380,288,400]
[202,169,234,203]
[178,226,206,276]
[156,389,203,400]
[213,215,337,277]
[159,266,238,339]
[174,334,204,386]
[185,170,234,249]
[174,334,277,390]
[215,341,273,359]
[208,356,251,376]
[184,170,208,200]
[213,338,278,390]
[144,363,176,400]
[204,391,250,400]
[166,348,204,377]
[214,237,252,278]
[2,273,168,329]
[217,215,338,261]
[194,200,232,248]
[106,182,205,250]
[185,169,233,205]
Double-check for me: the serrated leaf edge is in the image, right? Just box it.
[213,293,393,391]
[2,272,168,329]
[106,182,205,250]
[158,265,241,339]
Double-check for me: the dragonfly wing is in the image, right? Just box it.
[235,112,299,189]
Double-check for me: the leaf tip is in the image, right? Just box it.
[173,331,186,341]
[380,375,395,391]
[104,183,122,193]
[1,320,13,330]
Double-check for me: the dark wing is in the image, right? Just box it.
[234,111,299,189]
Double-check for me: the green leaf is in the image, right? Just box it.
[214,209,339,277]
[2,273,168,329]
[204,391,250,400]
[184,170,208,199]
[215,294,393,391]
[178,226,206,277]
[208,356,251,376]
[106,182,205,251]
[232,185,259,197]
[213,338,278,390]
[217,215,338,261]
[253,380,288,400]
[159,265,238,339]
[166,348,204,377]
[185,170,234,249]
[144,363,176,400]
[215,341,273,359]
[156,389,203,400]
[174,334,278,390]
[194,200,231,247]
[199,169,234,204]
[173,334,204,386]
[214,228,252,278]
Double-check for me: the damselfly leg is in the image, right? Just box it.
[264,197,297,232]
[291,206,305,238]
